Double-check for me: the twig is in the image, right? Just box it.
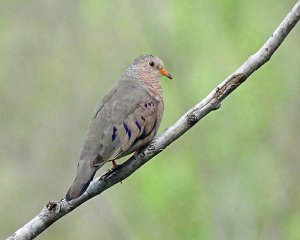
[6,1,300,239]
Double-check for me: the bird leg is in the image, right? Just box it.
[106,160,119,174]
[112,160,118,169]
[134,148,145,158]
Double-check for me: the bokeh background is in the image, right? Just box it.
[1,0,300,239]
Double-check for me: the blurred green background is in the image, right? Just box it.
[1,0,300,239]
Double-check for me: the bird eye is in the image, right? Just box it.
[149,61,155,67]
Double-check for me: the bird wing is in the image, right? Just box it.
[80,80,163,166]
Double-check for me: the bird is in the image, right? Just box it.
[65,55,172,201]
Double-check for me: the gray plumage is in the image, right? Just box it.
[66,55,172,201]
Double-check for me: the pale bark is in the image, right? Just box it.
[7,1,300,239]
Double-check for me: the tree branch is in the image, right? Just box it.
[7,1,300,239]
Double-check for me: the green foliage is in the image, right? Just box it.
[0,0,299,239]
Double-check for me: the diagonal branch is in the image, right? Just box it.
[7,1,300,239]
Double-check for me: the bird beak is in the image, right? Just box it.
[160,68,173,80]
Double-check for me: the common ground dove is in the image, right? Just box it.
[66,55,172,201]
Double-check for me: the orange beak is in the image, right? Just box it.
[160,68,173,80]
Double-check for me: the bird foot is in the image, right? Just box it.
[134,147,147,158]
[112,160,119,169]
[106,160,120,174]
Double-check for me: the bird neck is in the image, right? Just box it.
[140,74,163,99]
[126,69,163,99]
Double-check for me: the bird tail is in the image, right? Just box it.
[66,159,104,201]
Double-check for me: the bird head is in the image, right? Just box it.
[127,55,173,80]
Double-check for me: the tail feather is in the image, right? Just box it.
[66,159,104,201]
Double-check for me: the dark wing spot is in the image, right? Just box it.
[135,121,142,132]
[144,103,147,108]
[127,129,132,139]
[123,123,129,132]
[112,127,117,141]
[141,116,145,121]
[139,119,157,140]
[123,123,132,139]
